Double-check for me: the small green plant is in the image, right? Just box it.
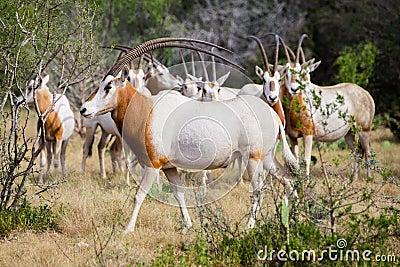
[0,199,58,237]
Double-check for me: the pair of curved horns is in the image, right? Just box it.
[103,45,162,68]
[277,34,309,65]
[107,38,244,76]
[248,33,280,74]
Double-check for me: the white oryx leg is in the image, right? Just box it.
[125,167,158,233]
[82,125,96,173]
[200,170,208,194]
[39,147,46,184]
[345,132,359,179]
[45,142,53,176]
[123,141,132,186]
[358,131,372,178]
[53,139,63,176]
[110,136,124,173]
[289,136,299,165]
[229,151,243,185]
[60,140,69,177]
[303,135,313,177]
[98,130,111,179]
[125,149,140,186]
[163,168,193,230]
[179,170,187,185]
[246,158,265,229]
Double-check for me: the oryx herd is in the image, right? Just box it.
[24,34,375,233]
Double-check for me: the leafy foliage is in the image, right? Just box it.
[0,199,58,237]
[334,42,378,87]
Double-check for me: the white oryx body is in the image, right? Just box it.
[25,75,75,182]
[80,73,297,232]
[238,83,263,98]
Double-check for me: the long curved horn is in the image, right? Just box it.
[191,52,195,76]
[263,32,281,72]
[247,35,270,74]
[128,37,233,54]
[107,42,245,76]
[211,47,216,81]
[287,47,296,62]
[179,50,189,77]
[277,36,293,64]
[300,47,306,64]
[296,34,308,64]
[274,34,280,72]
[137,54,145,70]
[196,51,209,81]
[190,43,209,81]
[104,45,162,66]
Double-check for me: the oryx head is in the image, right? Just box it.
[127,68,145,88]
[145,63,182,91]
[249,34,282,105]
[280,34,321,95]
[25,74,50,104]
[202,72,230,101]
[180,74,202,100]
[80,67,129,118]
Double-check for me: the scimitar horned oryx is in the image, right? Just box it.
[279,34,375,178]
[25,75,75,183]
[80,38,298,233]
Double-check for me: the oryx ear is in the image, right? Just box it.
[302,58,320,73]
[255,65,264,79]
[216,72,230,86]
[42,75,49,86]
[309,60,321,73]
[187,73,202,82]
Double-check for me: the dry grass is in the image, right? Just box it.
[0,114,399,266]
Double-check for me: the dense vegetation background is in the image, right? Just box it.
[2,0,399,118]
[92,0,399,117]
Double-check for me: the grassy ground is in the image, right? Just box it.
[0,112,399,266]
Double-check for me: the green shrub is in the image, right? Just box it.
[151,209,398,266]
[334,42,378,87]
[0,199,58,237]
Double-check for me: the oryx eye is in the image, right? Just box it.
[104,84,112,95]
